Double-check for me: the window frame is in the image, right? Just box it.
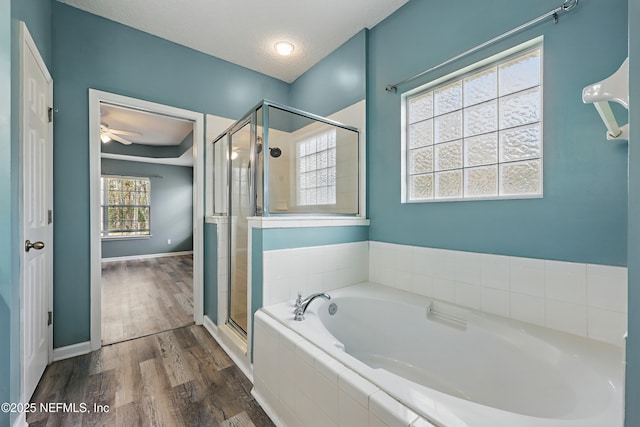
[401,38,544,203]
[100,174,152,239]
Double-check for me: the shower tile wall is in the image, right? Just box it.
[262,241,369,305]
[369,241,627,346]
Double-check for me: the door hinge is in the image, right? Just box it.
[47,311,52,326]
[48,209,53,224]
[48,107,53,123]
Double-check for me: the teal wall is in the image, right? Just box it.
[51,2,290,348]
[203,222,218,322]
[262,226,369,250]
[0,1,11,424]
[290,30,367,117]
[101,159,193,258]
[626,0,638,425]
[11,0,50,65]
[367,0,628,266]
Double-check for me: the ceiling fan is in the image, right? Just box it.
[100,123,142,145]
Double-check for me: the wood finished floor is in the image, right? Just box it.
[27,325,274,427]
[102,255,194,345]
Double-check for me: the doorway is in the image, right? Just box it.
[99,104,196,344]
[88,90,204,351]
[101,254,194,345]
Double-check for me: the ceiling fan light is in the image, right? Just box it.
[230,151,239,160]
[274,41,294,56]
[100,133,111,143]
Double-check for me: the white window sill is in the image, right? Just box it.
[101,235,152,241]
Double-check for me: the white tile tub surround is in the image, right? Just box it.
[263,241,369,306]
[252,311,435,427]
[369,241,628,346]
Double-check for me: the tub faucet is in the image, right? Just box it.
[294,292,331,321]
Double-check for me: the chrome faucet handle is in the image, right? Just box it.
[295,293,303,309]
[294,306,305,321]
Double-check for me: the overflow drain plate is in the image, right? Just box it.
[328,303,338,315]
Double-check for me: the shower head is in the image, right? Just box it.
[269,147,282,158]
[255,136,281,158]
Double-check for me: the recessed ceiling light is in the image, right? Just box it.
[274,41,294,56]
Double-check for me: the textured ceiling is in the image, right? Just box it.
[57,0,408,83]
[100,103,195,166]
[100,103,193,146]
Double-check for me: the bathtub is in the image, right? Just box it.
[253,283,623,427]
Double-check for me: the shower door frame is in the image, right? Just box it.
[260,100,360,217]
[226,111,258,337]
[217,100,361,337]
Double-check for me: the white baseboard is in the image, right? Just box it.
[101,250,193,263]
[52,341,92,361]
[202,315,253,382]
[202,315,218,336]
[12,413,28,427]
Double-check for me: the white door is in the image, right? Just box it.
[20,22,53,403]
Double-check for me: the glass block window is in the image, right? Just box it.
[296,129,337,206]
[100,175,151,237]
[405,46,542,202]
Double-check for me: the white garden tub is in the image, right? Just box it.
[257,283,623,427]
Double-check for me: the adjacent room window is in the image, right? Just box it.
[296,129,337,206]
[100,175,151,237]
[404,45,543,202]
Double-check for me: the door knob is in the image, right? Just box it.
[25,240,45,252]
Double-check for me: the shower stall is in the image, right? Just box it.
[212,101,360,336]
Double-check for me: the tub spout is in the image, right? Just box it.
[294,292,331,321]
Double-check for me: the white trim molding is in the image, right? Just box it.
[101,250,194,263]
[202,315,253,382]
[52,341,92,362]
[202,314,219,336]
[12,414,28,427]
[89,89,205,351]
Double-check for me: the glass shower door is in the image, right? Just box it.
[228,120,252,334]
